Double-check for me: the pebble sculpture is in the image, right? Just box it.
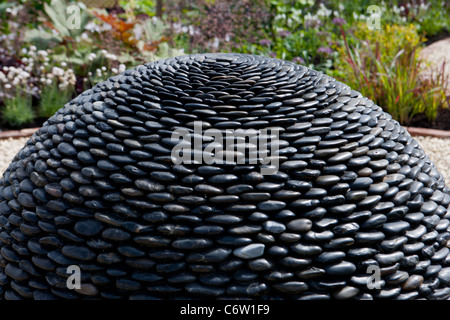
[0,53,449,300]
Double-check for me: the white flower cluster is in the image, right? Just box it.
[42,66,76,90]
[84,21,112,33]
[317,3,332,18]
[90,63,126,79]
[88,50,118,62]
[5,5,21,17]
[172,23,197,36]
[301,3,341,27]
[0,66,31,90]
[113,63,126,74]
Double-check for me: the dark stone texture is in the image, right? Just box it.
[0,53,448,300]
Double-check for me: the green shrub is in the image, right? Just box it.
[332,22,448,125]
[1,91,34,127]
[39,83,73,118]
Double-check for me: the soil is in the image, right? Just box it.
[408,108,450,131]
[0,116,47,132]
[425,30,450,46]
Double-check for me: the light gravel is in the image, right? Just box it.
[0,137,29,176]
[415,136,450,184]
[0,135,449,185]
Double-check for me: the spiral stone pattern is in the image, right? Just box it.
[0,53,449,300]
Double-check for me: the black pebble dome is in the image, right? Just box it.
[1,53,450,300]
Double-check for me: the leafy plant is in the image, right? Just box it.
[93,12,137,48]
[44,0,89,38]
[25,0,89,50]
[39,83,73,118]
[2,90,34,127]
[334,22,448,125]
[119,0,157,18]
[0,2,16,33]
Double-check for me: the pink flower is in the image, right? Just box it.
[259,39,272,47]
[292,57,305,64]
[332,17,346,26]
[317,47,333,55]
[278,30,292,37]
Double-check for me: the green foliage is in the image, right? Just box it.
[119,0,156,17]
[25,0,89,50]
[416,6,450,38]
[39,83,73,118]
[44,0,89,38]
[0,2,16,33]
[2,91,34,127]
[24,28,60,50]
[142,17,167,43]
[334,23,448,125]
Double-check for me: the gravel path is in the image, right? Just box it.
[415,136,450,184]
[0,135,449,185]
[0,137,29,175]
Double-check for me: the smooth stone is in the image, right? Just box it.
[351,177,373,189]
[375,252,405,265]
[134,179,165,192]
[206,215,242,225]
[17,193,36,208]
[330,204,357,215]
[325,261,356,276]
[376,288,401,299]
[240,193,270,201]
[393,191,411,206]
[5,264,28,281]
[333,223,359,236]
[263,221,286,234]
[404,212,424,224]
[291,243,322,257]
[315,175,340,187]
[383,173,405,186]
[61,246,96,261]
[355,232,385,244]
[303,230,334,242]
[290,199,320,209]
[187,248,231,263]
[333,286,360,300]
[233,244,265,259]
[315,251,346,265]
[380,236,408,252]
[327,152,353,163]
[57,142,77,156]
[427,288,450,300]
[287,219,312,232]
[74,220,103,237]
[226,184,254,194]
[172,238,213,250]
[438,267,450,286]
[385,270,409,285]
[421,201,438,215]
[405,225,427,240]
[273,281,308,294]
[357,195,381,208]
[229,225,261,235]
[382,221,410,235]
[401,275,423,291]
[280,160,308,170]
[208,174,239,184]
[345,190,368,202]
[257,201,286,211]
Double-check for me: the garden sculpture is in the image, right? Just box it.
[0,53,449,300]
